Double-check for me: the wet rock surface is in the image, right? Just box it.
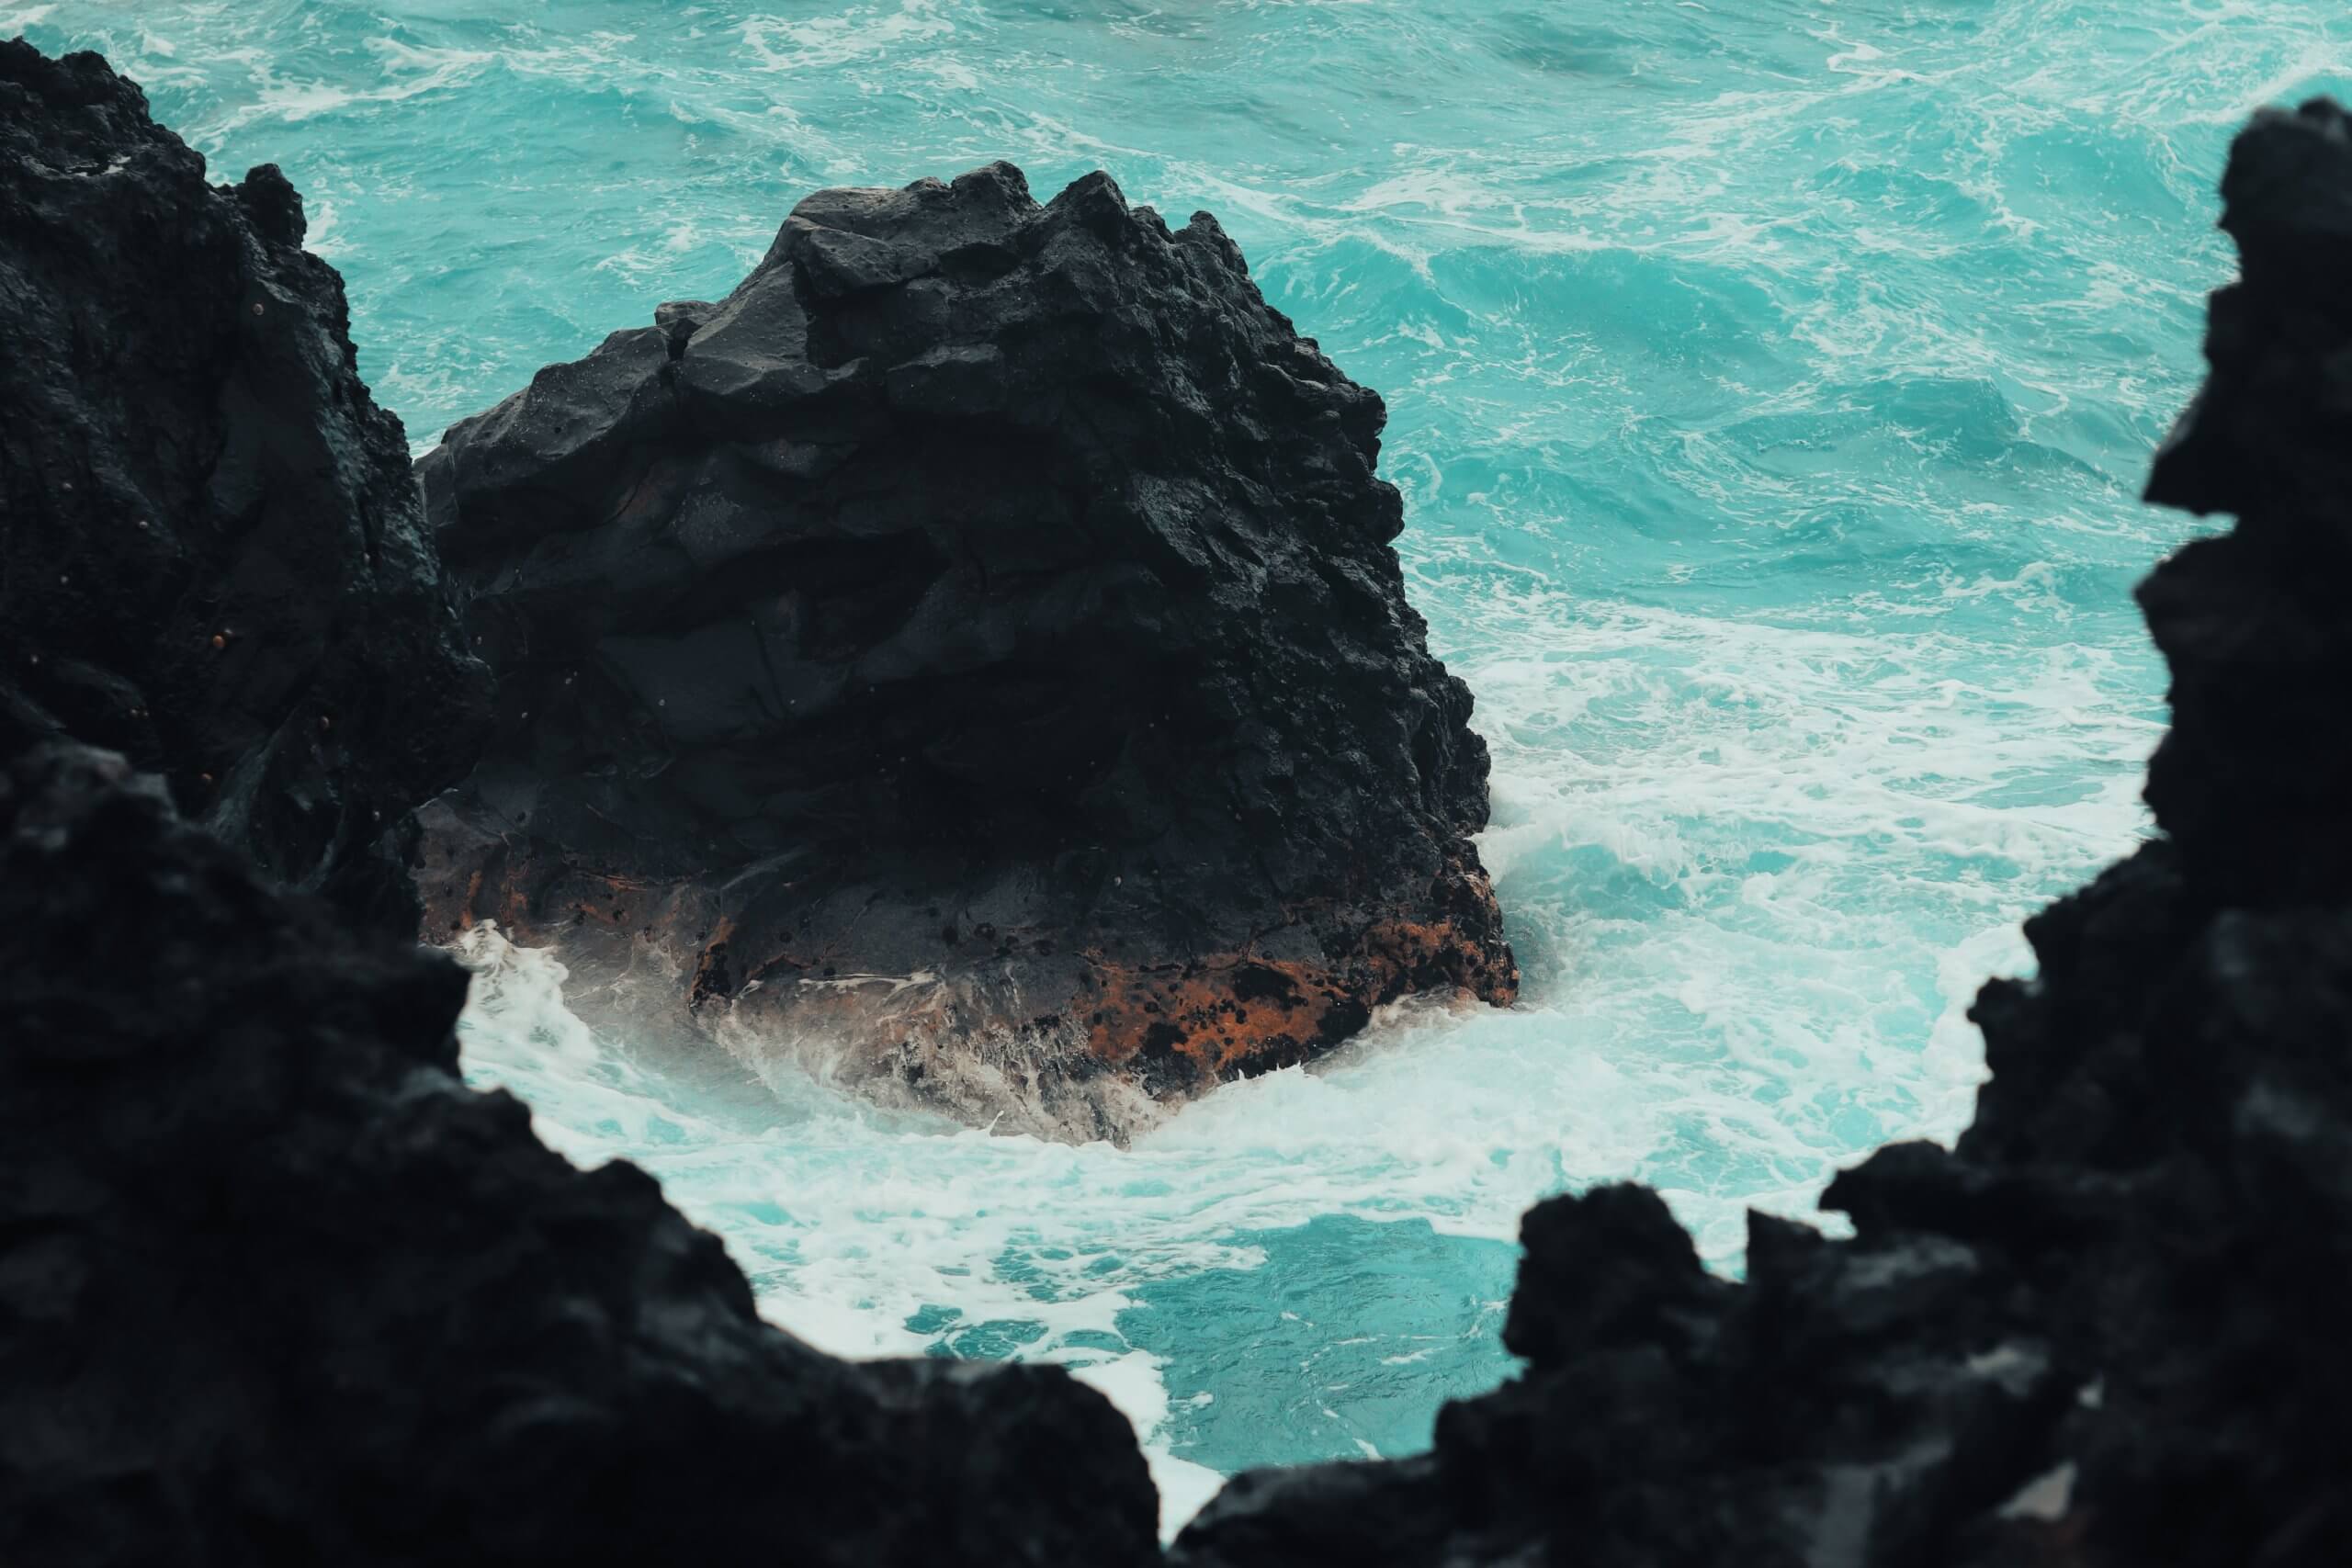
[1171,98,2352,1568]
[0,42,490,934]
[416,162,1515,1141]
[0,740,1161,1568]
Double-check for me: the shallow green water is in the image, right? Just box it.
[21,0,2350,1530]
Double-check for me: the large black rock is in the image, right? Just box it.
[414,164,1516,1142]
[0,41,489,933]
[1170,99,2352,1568]
[0,741,1161,1568]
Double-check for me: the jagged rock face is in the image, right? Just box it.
[0,43,489,934]
[1173,100,2352,1568]
[415,163,1515,1142]
[0,742,1160,1568]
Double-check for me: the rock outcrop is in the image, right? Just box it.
[414,164,1515,1141]
[0,42,491,934]
[1171,98,2352,1568]
[0,741,1161,1568]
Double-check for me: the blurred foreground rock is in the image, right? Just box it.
[1172,97,2352,1568]
[0,741,1160,1568]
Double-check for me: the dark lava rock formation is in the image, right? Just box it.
[414,162,1515,1141]
[0,741,1160,1567]
[0,42,490,934]
[1171,99,2352,1568]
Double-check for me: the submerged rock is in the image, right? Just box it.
[0,740,1160,1567]
[416,163,1516,1141]
[1171,98,2352,1568]
[0,42,491,933]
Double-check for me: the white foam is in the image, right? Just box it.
[1069,1351,1227,1539]
[739,1,954,75]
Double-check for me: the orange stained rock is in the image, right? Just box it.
[1078,904,1517,1082]
[415,838,1515,1108]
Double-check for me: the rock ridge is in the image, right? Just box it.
[0,40,491,933]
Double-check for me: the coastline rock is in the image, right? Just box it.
[415,163,1515,1141]
[0,41,490,933]
[1171,98,2352,1568]
[0,741,1160,1568]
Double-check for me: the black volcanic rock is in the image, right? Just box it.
[415,163,1515,1141]
[0,741,1160,1568]
[1172,99,2352,1568]
[0,41,489,933]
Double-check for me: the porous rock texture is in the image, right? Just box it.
[414,162,1516,1142]
[0,741,1161,1568]
[0,42,490,935]
[1170,99,2352,1568]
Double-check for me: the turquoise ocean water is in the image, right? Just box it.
[21,0,2352,1531]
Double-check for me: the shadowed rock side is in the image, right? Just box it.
[0,43,490,934]
[1171,100,2352,1568]
[0,742,1160,1568]
[415,162,1516,1141]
